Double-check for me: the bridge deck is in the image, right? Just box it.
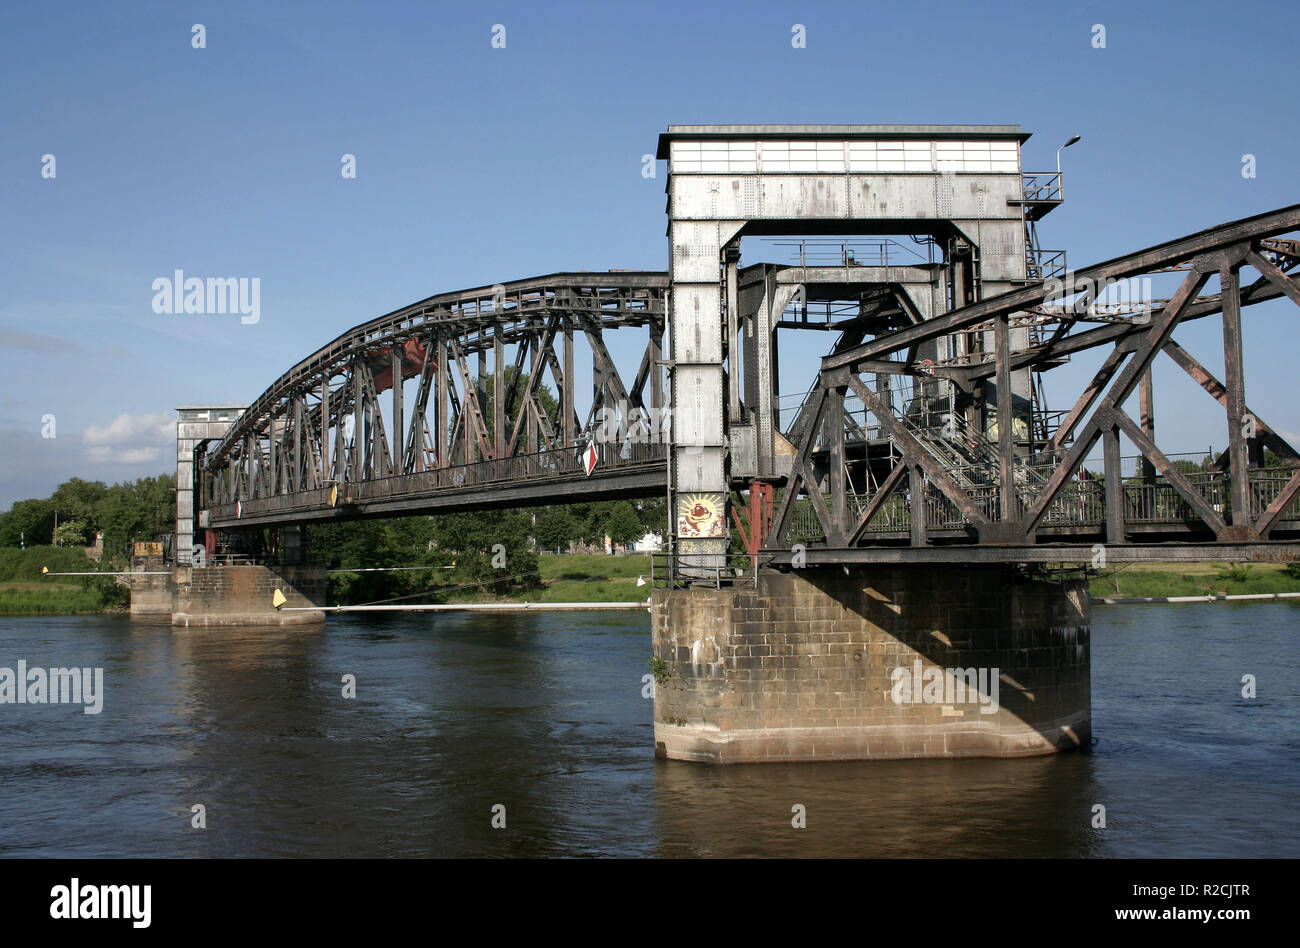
[208,443,666,527]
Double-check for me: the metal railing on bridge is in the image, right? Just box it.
[341,438,665,502]
[780,467,1300,542]
[764,238,933,269]
[649,551,759,589]
[207,439,666,520]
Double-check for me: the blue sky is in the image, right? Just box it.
[1,0,1296,508]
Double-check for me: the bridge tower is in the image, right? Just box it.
[176,404,245,563]
[653,125,1090,762]
[659,125,1043,569]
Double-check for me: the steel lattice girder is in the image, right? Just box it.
[769,204,1300,559]
[202,275,666,466]
[198,272,670,526]
[822,203,1300,373]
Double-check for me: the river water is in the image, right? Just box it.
[0,602,1295,858]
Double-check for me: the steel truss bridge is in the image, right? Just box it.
[201,273,669,528]
[765,204,1300,565]
[198,205,1300,567]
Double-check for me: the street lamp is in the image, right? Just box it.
[1056,134,1081,174]
[1055,133,1076,185]
[1055,135,1081,203]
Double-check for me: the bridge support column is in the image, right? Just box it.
[651,566,1089,763]
[128,572,174,616]
[171,564,326,627]
[667,218,744,577]
[281,525,304,565]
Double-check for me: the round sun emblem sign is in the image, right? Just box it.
[677,492,725,538]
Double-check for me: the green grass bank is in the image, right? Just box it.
[5,548,1300,614]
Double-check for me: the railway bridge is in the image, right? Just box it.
[172,125,1300,763]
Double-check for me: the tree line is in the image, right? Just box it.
[310,498,665,603]
[0,471,667,605]
[0,475,176,562]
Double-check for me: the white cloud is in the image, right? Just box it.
[82,411,173,464]
[84,445,164,465]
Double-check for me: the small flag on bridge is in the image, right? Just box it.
[583,441,598,477]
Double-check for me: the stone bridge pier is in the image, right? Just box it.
[650,566,1090,764]
[170,564,326,627]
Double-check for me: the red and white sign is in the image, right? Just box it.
[583,442,599,476]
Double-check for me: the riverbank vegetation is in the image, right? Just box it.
[0,546,130,615]
[1088,561,1300,599]
[0,475,175,560]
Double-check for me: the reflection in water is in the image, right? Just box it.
[0,602,1295,857]
[651,753,1105,858]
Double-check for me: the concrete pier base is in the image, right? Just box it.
[170,564,326,627]
[127,547,172,616]
[128,572,173,616]
[650,566,1090,764]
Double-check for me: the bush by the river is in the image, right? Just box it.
[0,547,129,614]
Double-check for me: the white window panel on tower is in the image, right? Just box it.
[671,141,703,173]
[989,141,1020,172]
[875,140,905,172]
[904,143,933,171]
[728,142,758,172]
[759,142,790,173]
[813,141,846,172]
[671,137,1018,174]
[936,144,964,171]
[961,141,992,171]
[848,142,877,173]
